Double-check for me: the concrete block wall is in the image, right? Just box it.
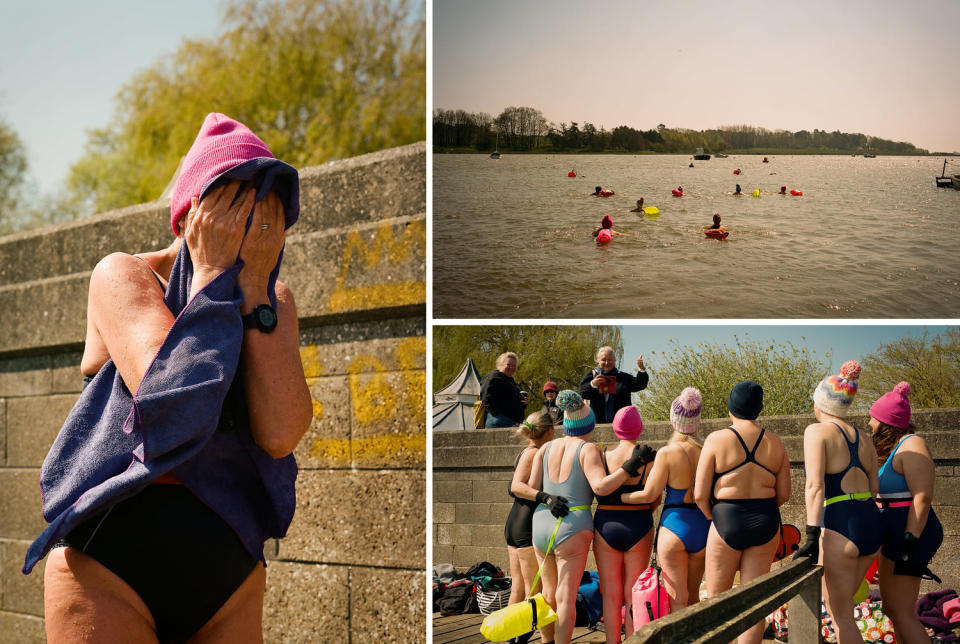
[0,142,426,643]
[434,409,960,594]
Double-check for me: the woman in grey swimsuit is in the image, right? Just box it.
[527,391,649,644]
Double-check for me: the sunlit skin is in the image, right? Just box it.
[803,406,879,644]
[868,415,937,644]
[498,355,518,379]
[694,412,791,644]
[507,422,557,643]
[47,181,313,643]
[527,416,640,644]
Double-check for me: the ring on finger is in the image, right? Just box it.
[261,224,269,230]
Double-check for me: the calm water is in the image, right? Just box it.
[433,154,960,318]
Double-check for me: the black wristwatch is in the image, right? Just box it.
[242,304,278,333]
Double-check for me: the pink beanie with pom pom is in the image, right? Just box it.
[870,381,912,429]
[613,405,643,440]
[670,387,702,434]
[813,360,861,417]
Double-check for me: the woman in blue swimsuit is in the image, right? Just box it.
[622,387,709,611]
[694,380,791,644]
[528,391,649,644]
[593,405,655,643]
[795,361,881,644]
[869,381,942,643]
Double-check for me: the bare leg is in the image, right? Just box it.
[735,532,779,644]
[534,546,559,641]
[622,530,653,636]
[44,547,158,644]
[686,548,706,607]
[190,563,265,643]
[821,529,877,644]
[703,523,740,598]
[657,528,690,610]
[519,546,554,643]
[878,555,931,644]
[594,531,625,644]
[507,546,525,606]
[553,530,593,644]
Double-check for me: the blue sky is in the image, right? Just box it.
[620,324,952,374]
[0,1,222,195]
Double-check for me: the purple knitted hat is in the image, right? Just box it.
[169,113,299,236]
[670,387,702,434]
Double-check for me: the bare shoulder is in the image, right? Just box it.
[900,433,931,456]
[89,253,163,304]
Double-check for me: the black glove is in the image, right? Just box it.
[793,525,821,562]
[638,444,656,464]
[536,491,569,518]
[893,532,936,579]
[620,445,653,476]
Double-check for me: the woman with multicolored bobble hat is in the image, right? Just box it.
[795,360,882,644]
[527,391,652,644]
[621,387,710,612]
[870,381,943,643]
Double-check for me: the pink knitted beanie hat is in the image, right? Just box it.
[869,381,912,429]
[169,113,299,236]
[613,405,643,440]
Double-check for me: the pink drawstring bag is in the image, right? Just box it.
[632,563,670,626]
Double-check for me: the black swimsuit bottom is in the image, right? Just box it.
[61,485,258,644]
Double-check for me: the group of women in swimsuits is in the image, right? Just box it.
[796,360,942,644]
[502,363,942,644]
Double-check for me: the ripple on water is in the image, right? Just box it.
[433,154,960,318]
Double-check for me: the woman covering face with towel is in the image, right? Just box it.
[30,113,313,643]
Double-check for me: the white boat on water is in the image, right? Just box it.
[490,133,501,159]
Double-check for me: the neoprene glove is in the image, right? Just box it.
[793,525,821,562]
[893,532,924,577]
[621,444,648,477]
[638,444,656,464]
[536,491,570,518]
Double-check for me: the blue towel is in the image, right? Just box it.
[24,161,300,575]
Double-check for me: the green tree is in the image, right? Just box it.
[858,328,960,410]
[636,335,829,421]
[433,326,623,403]
[0,117,28,234]
[67,0,425,215]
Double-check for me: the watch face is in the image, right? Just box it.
[254,305,278,331]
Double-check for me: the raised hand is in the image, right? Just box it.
[238,191,286,298]
[183,181,254,273]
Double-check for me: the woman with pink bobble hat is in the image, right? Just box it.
[593,405,656,643]
[621,388,710,611]
[870,381,943,643]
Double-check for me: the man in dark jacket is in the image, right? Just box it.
[579,346,648,424]
[480,351,528,428]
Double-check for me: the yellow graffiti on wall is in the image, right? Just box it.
[299,337,426,465]
[327,219,426,313]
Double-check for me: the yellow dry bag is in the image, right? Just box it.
[480,593,557,641]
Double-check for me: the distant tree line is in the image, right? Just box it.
[434,106,928,155]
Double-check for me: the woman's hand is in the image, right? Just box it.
[591,374,605,388]
[238,191,286,299]
[183,181,253,273]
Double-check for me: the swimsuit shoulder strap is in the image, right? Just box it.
[715,426,751,475]
[748,427,766,459]
[879,434,917,476]
[133,255,166,294]
[600,446,611,475]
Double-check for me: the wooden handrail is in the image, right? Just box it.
[626,558,823,643]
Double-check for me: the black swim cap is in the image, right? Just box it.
[728,380,763,420]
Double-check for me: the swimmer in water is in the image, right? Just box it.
[779,186,787,195]
[734,184,742,196]
[593,214,626,239]
[593,186,615,197]
[707,213,723,230]
[630,198,645,212]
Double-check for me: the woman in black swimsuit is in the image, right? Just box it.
[694,380,791,644]
[504,411,558,644]
[38,114,313,643]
